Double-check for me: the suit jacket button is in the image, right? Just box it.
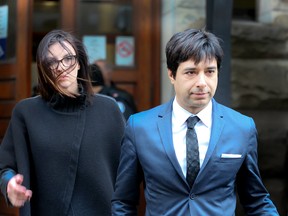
[190,193,196,199]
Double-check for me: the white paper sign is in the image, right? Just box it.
[83,35,106,64]
[115,36,134,66]
[0,5,8,39]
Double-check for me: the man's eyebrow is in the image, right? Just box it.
[183,67,196,71]
[207,66,217,69]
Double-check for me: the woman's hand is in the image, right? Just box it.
[7,174,32,207]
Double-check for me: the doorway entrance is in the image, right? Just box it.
[0,1,160,215]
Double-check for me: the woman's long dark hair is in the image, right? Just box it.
[36,29,93,101]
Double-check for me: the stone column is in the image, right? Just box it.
[160,0,206,103]
[206,0,233,106]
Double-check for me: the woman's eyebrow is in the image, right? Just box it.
[46,53,73,61]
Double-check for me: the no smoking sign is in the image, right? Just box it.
[117,40,133,57]
[116,36,135,66]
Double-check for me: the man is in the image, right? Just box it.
[89,62,137,120]
[111,29,279,215]
[94,59,114,87]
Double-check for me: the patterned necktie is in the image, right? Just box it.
[186,116,200,188]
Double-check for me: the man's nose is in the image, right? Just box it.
[196,73,206,87]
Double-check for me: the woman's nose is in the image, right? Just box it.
[56,62,64,70]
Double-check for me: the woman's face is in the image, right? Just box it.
[47,41,80,94]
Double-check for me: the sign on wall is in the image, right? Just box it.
[115,36,134,67]
[0,5,8,60]
[83,35,106,64]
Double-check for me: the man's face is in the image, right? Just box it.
[95,60,112,86]
[168,58,218,114]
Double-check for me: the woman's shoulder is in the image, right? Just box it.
[90,94,124,115]
[90,94,125,123]
[91,93,118,106]
[16,95,43,105]
[13,96,44,112]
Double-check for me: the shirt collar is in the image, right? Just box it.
[172,97,212,128]
[197,100,212,128]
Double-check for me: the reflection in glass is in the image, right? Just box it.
[32,1,60,61]
[78,1,132,35]
[77,0,133,66]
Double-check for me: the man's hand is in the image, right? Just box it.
[7,174,32,207]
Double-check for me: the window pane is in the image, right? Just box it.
[0,0,16,63]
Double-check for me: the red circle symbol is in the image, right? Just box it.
[117,40,133,57]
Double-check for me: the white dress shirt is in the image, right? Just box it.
[172,98,212,177]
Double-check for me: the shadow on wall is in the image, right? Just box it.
[235,110,288,216]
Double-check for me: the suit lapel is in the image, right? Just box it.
[157,100,186,181]
[200,100,224,172]
[156,99,226,185]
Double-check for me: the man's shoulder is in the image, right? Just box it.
[132,100,171,119]
[214,100,253,123]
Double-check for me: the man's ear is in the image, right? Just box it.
[168,69,175,84]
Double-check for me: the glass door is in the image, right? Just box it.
[75,0,161,112]
[77,0,135,68]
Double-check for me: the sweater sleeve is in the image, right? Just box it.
[0,116,18,205]
[0,102,30,205]
[0,169,16,205]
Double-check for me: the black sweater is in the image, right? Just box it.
[0,93,125,216]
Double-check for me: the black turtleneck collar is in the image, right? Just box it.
[48,85,87,112]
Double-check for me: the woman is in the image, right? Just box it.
[0,30,125,215]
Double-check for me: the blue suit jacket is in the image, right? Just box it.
[112,99,279,216]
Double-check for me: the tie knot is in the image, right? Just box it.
[187,116,199,129]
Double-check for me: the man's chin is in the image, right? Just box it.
[193,100,209,109]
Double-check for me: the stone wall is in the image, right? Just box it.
[231,20,288,215]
